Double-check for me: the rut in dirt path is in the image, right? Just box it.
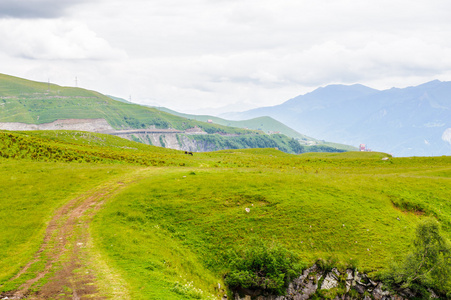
[1,170,145,300]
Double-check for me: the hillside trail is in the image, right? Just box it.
[1,168,152,300]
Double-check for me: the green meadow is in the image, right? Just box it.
[0,129,450,298]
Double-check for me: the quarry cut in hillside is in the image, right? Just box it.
[0,118,311,153]
[0,118,209,151]
[0,119,113,132]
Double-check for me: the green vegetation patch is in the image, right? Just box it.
[225,239,304,295]
[384,218,451,297]
[0,161,134,291]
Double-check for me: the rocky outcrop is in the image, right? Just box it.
[232,265,435,300]
[0,119,212,151]
[117,132,201,151]
[0,119,113,132]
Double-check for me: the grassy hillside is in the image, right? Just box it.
[155,107,313,141]
[155,107,357,151]
[0,73,256,134]
[1,130,450,298]
[0,73,351,154]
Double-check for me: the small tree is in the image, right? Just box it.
[385,218,451,297]
[224,239,304,296]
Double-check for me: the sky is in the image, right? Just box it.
[1,0,451,115]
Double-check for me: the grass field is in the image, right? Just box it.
[0,130,450,298]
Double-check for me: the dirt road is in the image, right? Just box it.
[1,169,147,299]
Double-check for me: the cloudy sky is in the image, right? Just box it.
[1,0,451,114]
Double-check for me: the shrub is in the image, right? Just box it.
[383,218,451,297]
[224,239,304,296]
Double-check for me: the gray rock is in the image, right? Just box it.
[372,283,390,300]
[345,269,354,281]
[354,283,366,295]
[321,271,340,290]
[345,269,354,292]
[231,264,431,300]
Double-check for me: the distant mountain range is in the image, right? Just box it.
[221,80,451,157]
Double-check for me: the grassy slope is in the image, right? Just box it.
[0,73,258,135]
[0,74,354,153]
[1,130,450,298]
[155,107,357,151]
[155,107,313,140]
[1,74,349,154]
[92,153,451,299]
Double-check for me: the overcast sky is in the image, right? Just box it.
[1,0,451,114]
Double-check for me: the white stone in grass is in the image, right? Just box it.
[245,208,250,213]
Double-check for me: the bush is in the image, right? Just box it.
[224,239,304,296]
[383,218,451,297]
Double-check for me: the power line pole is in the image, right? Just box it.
[75,76,78,87]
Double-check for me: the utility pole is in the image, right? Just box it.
[75,76,78,87]
[129,95,132,103]
[47,78,50,92]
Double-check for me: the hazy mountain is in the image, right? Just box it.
[221,80,451,157]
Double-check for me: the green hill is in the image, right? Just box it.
[154,107,356,151]
[0,73,248,133]
[1,130,450,299]
[0,73,348,154]
[155,107,313,140]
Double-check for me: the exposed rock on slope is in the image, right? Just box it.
[0,119,113,132]
[232,264,438,300]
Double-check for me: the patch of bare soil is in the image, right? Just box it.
[1,172,142,299]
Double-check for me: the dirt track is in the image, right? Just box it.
[1,170,145,299]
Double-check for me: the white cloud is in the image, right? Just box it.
[442,128,451,144]
[2,0,451,113]
[0,0,91,18]
[0,19,127,61]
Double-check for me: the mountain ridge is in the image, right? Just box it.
[221,80,451,156]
